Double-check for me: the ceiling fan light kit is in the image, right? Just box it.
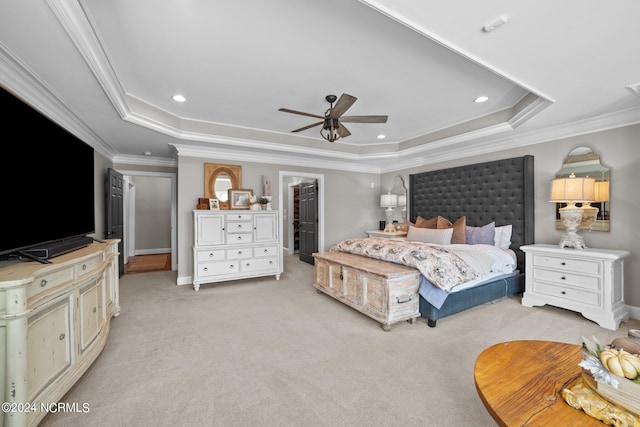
[279,93,388,143]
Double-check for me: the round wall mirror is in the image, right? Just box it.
[204,163,242,209]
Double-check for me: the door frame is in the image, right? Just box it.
[279,171,324,255]
[117,169,177,271]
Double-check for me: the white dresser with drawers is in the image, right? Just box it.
[192,210,282,291]
[520,244,630,330]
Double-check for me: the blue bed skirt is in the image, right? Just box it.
[419,272,524,327]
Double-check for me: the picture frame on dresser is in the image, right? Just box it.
[229,189,253,209]
[209,198,220,210]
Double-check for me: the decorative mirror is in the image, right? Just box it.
[391,175,407,224]
[204,163,242,209]
[555,147,610,232]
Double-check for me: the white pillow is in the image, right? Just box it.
[494,225,513,250]
[407,226,453,245]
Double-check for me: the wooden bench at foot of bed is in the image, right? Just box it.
[313,252,420,331]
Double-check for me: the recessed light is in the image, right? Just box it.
[172,94,186,102]
[483,16,508,32]
[377,134,386,139]
[144,151,152,156]
[474,96,489,103]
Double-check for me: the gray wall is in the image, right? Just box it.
[132,175,172,251]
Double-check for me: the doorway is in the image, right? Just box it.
[279,171,324,262]
[117,170,177,271]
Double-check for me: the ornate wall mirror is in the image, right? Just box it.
[391,175,407,224]
[204,163,242,209]
[555,147,610,231]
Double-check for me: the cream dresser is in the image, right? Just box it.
[0,240,120,427]
[192,210,282,291]
[521,244,630,330]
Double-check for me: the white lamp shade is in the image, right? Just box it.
[380,193,398,208]
[398,194,406,207]
[594,181,610,202]
[549,173,595,203]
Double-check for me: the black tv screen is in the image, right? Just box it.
[0,86,95,257]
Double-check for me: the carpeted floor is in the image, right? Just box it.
[39,252,639,427]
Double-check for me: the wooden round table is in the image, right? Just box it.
[474,340,602,426]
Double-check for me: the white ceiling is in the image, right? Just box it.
[1,0,639,172]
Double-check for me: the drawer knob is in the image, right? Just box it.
[59,333,65,341]
[561,262,566,266]
[237,236,242,240]
[561,276,566,280]
[238,251,243,255]
[340,273,344,281]
[82,264,87,270]
[203,267,208,271]
[561,291,566,295]
[209,253,214,258]
[230,264,235,269]
[246,263,251,267]
[238,224,242,229]
[40,279,48,287]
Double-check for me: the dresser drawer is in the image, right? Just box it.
[226,232,253,244]
[226,221,252,233]
[240,257,278,272]
[196,250,225,262]
[227,213,252,222]
[227,248,252,260]
[532,281,601,307]
[533,254,600,275]
[254,245,278,258]
[28,266,75,299]
[197,261,239,277]
[533,269,601,291]
[76,254,104,277]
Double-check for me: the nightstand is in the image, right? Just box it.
[520,244,630,330]
[366,230,407,239]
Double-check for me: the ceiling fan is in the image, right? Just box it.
[278,93,388,142]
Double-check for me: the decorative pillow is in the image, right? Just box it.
[465,222,496,245]
[494,225,513,250]
[415,216,437,229]
[406,226,453,245]
[436,216,466,244]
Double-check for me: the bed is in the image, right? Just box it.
[330,155,534,327]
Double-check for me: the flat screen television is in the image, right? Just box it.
[0,86,96,262]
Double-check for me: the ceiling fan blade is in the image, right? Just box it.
[278,108,324,119]
[337,122,351,138]
[291,121,323,132]
[340,115,388,123]
[329,93,357,118]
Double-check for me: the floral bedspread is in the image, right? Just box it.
[330,238,480,292]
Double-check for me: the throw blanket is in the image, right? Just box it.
[330,238,480,292]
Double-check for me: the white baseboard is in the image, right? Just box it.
[134,248,170,256]
[177,275,192,287]
[626,304,640,322]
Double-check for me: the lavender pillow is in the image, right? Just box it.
[465,222,495,245]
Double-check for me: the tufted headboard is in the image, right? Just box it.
[409,155,535,272]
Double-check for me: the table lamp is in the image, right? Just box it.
[550,173,595,249]
[380,192,398,231]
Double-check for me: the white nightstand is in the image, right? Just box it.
[366,230,407,239]
[520,244,630,330]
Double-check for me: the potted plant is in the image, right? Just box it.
[258,196,270,209]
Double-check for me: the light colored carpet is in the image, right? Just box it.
[40,253,639,427]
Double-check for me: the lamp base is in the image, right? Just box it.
[559,206,587,249]
[559,231,587,249]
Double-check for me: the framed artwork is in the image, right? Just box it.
[209,198,220,210]
[228,189,253,209]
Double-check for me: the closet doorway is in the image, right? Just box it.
[279,171,324,264]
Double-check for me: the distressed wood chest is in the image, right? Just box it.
[313,251,420,331]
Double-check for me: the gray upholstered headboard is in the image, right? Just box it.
[409,155,535,272]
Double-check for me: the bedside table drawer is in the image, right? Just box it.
[533,254,600,275]
[533,281,600,307]
[533,269,601,291]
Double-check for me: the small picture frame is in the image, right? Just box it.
[228,189,253,209]
[209,198,220,210]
